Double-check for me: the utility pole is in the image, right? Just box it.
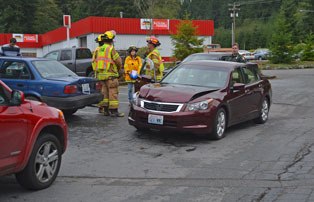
[229,2,240,46]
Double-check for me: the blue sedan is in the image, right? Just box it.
[0,56,102,115]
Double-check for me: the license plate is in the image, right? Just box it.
[82,83,90,94]
[148,114,164,125]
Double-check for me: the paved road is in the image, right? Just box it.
[1,69,314,202]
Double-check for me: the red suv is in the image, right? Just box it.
[0,80,68,190]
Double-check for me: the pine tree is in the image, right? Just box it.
[269,14,293,64]
[33,0,62,33]
[171,20,204,61]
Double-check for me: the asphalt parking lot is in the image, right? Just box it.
[1,69,314,202]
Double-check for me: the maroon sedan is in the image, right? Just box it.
[128,60,272,140]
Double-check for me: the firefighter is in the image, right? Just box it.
[146,36,164,82]
[124,45,142,103]
[95,30,124,117]
[93,34,106,113]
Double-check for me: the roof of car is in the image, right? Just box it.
[0,56,51,61]
[183,59,244,70]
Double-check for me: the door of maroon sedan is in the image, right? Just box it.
[242,67,263,116]
[0,85,28,173]
[227,67,253,124]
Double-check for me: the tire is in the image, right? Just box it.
[254,98,269,124]
[210,108,227,140]
[25,95,40,101]
[15,133,62,190]
[258,56,263,61]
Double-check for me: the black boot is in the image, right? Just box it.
[103,106,110,116]
[110,109,124,117]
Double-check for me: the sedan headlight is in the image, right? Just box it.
[187,99,213,111]
[132,92,141,106]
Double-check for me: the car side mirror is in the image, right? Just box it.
[10,90,24,106]
[231,83,245,92]
[175,61,181,65]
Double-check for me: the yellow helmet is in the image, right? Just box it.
[103,30,116,40]
[95,34,104,42]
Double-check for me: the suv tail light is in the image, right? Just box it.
[96,82,102,91]
[64,85,77,94]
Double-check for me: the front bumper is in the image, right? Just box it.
[42,93,103,110]
[128,104,216,135]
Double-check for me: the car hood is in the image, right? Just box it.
[140,83,218,103]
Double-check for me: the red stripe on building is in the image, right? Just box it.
[1,17,214,48]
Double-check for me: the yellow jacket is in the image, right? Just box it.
[124,55,142,82]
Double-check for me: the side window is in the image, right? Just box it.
[231,68,244,85]
[76,49,92,59]
[60,50,72,61]
[0,61,30,80]
[45,51,59,60]
[243,67,259,84]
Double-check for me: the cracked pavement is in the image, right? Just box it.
[1,69,314,202]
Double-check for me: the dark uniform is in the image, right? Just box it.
[230,53,246,63]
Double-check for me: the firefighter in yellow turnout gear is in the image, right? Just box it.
[146,36,164,82]
[95,30,124,117]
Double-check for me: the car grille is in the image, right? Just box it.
[142,100,183,113]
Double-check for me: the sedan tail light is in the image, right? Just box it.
[95,82,102,91]
[64,85,78,94]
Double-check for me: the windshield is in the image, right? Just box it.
[182,54,220,63]
[32,60,78,78]
[162,64,229,88]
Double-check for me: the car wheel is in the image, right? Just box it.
[254,98,269,124]
[211,108,227,140]
[26,95,40,101]
[258,56,262,61]
[63,109,78,116]
[15,133,62,190]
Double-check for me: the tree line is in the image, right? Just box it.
[0,0,313,62]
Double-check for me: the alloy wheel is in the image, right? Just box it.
[261,99,269,121]
[216,111,226,137]
[34,141,59,183]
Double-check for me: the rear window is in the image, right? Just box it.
[76,48,92,59]
[32,60,77,78]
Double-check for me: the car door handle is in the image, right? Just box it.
[67,62,73,65]
[17,83,24,87]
